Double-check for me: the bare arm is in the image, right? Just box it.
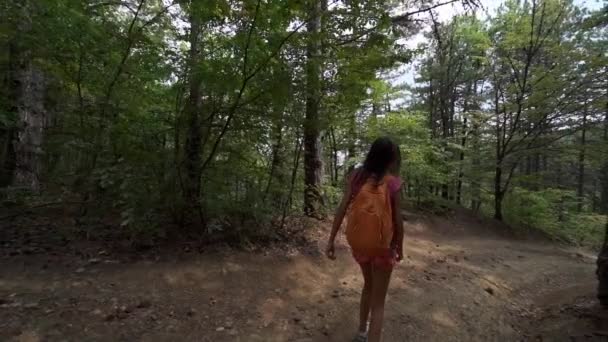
[325,181,353,259]
[329,186,352,242]
[391,185,405,261]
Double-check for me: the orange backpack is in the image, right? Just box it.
[345,175,394,256]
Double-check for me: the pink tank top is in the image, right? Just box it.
[349,169,402,199]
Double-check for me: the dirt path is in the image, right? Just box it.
[0,211,601,341]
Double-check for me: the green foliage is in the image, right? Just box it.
[504,187,607,248]
[564,214,607,248]
[504,187,563,231]
[366,111,447,201]
[0,0,605,248]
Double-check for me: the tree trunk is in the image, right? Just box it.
[440,98,449,200]
[303,0,324,218]
[428,70,436,139]
[599,218,608,307]
[601,161,608,217]
[601,107,608,215]
[493,123,504,221]
[534,153,540,174]
[470,118,481,213]
[577,106,587,212]
[371,102,380,118]
[541,154,548,187]
[12,65,46,194]
[328,127,338,186]
[457,82,474,206]
[493,79,505,221]
[0,34,16,188]
[281,136,303,229]
[494,164,504,221]
[596,91,608,307]
[345,112,357,175]
[265,110,285,208]
[182,9,204,224]
[8,1,45,193]
[456,116,467,205]
[592,178,600,213]
[0,129,16,187]
[441,183,449,200]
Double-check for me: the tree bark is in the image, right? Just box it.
[0,129,16,188]
[601,106,608,215]
[595,89,608,307]
[440,86,449,200]
[345,112,357,175]
[493,80,505,221]
[329,127,339,186]
[428,67,437,139]
[456,116,467,205]
[12,64,46,193]
[577,105,587,212]
[457,82,474,205]
[182,7,204,224]
[8,0,46,193]
[281,136,303,229]
[264,108,286,208]
[303,0,324,218]
[494,164,504,221]
[470,118,481,213]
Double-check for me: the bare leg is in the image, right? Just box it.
[358,262,373,333]
[367,264,393,342]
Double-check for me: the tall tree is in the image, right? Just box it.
[182,1,204,224]
[577,102,588,212]
[303,0,325,218]
[488,0,595,220]
[6,0,47,193]
[595,4,608,305]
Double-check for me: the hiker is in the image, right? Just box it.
[325,137,404,342]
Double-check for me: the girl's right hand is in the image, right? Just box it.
[325,241,336,260]
[395,246,404,262]
[392,243,403,262]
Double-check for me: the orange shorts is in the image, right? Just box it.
[352,248,397,270]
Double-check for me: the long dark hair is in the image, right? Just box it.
[350,137,400,195]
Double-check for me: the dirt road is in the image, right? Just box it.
[0,210,601,341]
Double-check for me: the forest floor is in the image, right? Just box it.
[1,207,606,342]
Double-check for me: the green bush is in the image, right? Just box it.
[504,187,606,248]
[504,187,559,231]
[564,214,606,248]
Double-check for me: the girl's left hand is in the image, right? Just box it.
[325,241,336,260]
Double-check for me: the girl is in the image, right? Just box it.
[325,137,404,342]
